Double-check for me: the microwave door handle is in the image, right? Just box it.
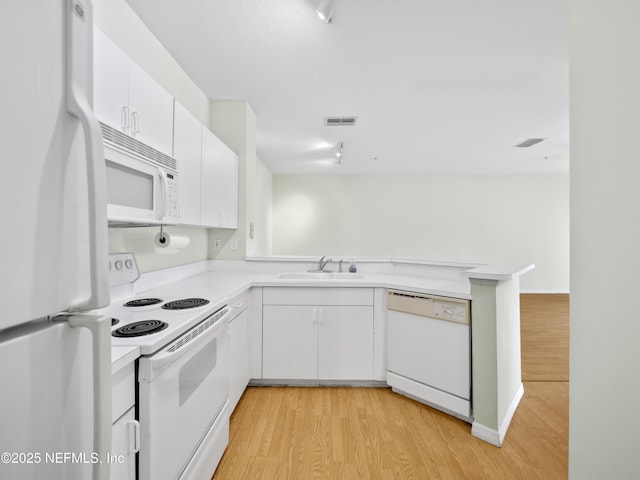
[158,168,169,221]
[65,0,109,312]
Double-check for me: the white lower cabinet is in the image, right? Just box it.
[111,408,137,480]
[111,363,139,480]
[263,305,318,380]
[262,288,374,381]
[228,294,251,412]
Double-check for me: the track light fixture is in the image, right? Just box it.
[316,0,335,23]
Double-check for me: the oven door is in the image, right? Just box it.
[137,307,230,480]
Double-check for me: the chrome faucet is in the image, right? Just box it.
[317,256,332,272]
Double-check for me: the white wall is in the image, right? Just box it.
[569,1,640,478]
[272,175,569,292]
[252,158,274,256]
[108,226,208,273]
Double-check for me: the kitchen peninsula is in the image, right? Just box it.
[109,256,532,450]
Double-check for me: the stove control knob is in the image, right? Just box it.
[125,259,134,270]
[115,260,124,271]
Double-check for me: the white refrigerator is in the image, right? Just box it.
[0,1,111,480]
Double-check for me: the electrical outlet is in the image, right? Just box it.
[214,239,221,250]
[230,239,238,250]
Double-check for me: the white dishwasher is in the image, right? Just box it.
[386,289,471,421]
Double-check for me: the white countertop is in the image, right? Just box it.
[142,270,472,300]
[110,260,534,367]
[461,262,535,281]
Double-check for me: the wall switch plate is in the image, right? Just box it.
[214,239,221,250]
[230,239,238,250]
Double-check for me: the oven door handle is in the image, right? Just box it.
[139,307,231,382]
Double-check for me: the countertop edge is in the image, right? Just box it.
[250,278,472,300]
[461,263,535,281]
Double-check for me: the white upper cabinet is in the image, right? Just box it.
[94,28,239,229]
[93,28,128,132]
[172,101,202,226]
[93,28,174,155]
[174,102,239,229]
[201,127,239,229]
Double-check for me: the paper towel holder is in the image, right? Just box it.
[158,225,167,245]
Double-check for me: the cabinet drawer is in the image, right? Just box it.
[112,363,135,423]
[263,287,373,306]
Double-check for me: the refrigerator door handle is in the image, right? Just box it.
[68,314,112,480]
[66,0,110,312]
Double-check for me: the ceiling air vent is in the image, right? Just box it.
[514,138,545,148]
[324,116,357,126]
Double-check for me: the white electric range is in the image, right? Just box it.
[102,253,230,480]
[101,294,223,355]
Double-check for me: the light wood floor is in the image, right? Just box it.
[212,294,569,480]
[520,294,569,381]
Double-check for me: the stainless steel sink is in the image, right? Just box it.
[278,272,364,280]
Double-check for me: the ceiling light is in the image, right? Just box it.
[316,0,335,23]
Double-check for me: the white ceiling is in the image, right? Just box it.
[126,0,569,175]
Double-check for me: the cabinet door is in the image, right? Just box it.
[173,101,202,225]
[111,408,138,480]
[93,27,129,132]
[229,308,250,412]
[318,306,374,380]
[128,62,174,155]
[201,128,238,228]
[263,306,317,379]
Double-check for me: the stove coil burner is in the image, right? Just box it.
[161,298,210,310]
[112,320,168,337]
[111,318,119,326]
[123,298,163,307]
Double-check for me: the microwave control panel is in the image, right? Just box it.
[162,171,178,223]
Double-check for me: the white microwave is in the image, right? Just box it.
[102,123,178,225]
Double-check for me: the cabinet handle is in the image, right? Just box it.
[312,307,318,325]
[319,307,324,326]
[127,419,140,454]
[121,105,130,133]
[131,111,140,134]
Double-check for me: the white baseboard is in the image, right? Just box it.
[471,422,502,447]
[471,383,524,447]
